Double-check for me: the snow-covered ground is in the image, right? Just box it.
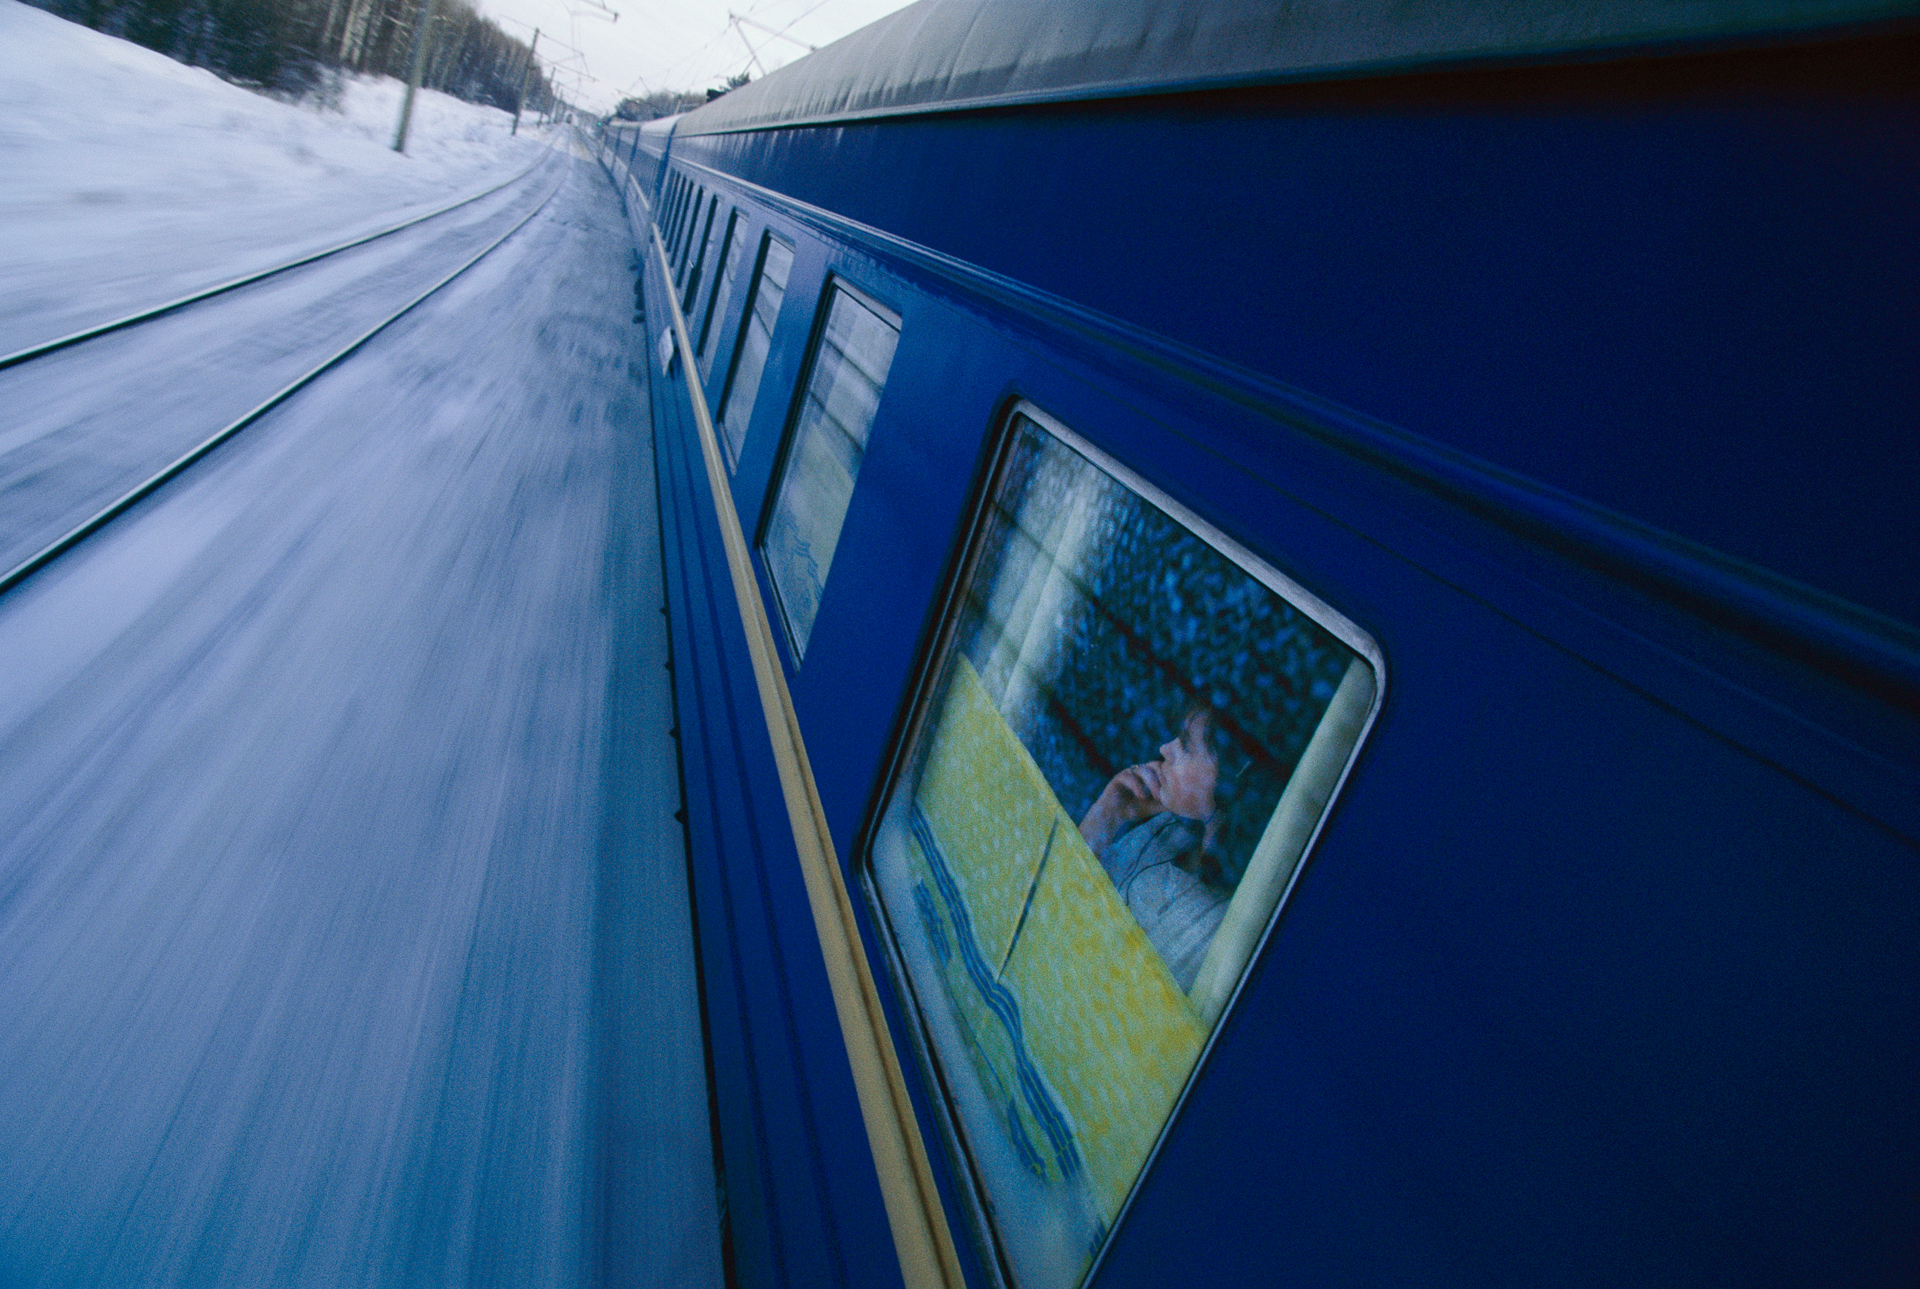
[0,0,555,352]
[0,121,729,1286]
[0,9,730,1279]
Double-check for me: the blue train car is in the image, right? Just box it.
[597,2,1918,1285]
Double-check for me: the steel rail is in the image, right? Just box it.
[0,137,562,372]
[0,174,565,599]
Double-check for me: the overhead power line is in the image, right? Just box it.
[727,9,815,77]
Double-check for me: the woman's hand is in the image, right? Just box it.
[1078,765,1166,857]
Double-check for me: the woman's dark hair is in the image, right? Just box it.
[1183,704,1288,889]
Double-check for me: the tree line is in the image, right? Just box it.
[613,72,749,122]
[28,0,557,114]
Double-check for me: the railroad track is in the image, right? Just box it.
[0,143,560,373]
[0,144,571,597]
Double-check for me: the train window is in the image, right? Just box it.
[863,403,1379,1289]
[759,281,901,661]
[715,234,795,468]
[688,195,712,272]
[661,181,681,255]
[678,193,708,282]
[663,177,683,252]
[695,194,718,274]
[682,198,718,312]
[670,183,693,260]
[674,190,701,271]
[698,210,748,378]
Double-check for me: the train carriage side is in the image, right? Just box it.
[601,5,1919,1286]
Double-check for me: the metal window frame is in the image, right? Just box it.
[754,273,905,666]
[697,207,745,371]
[676,189,707,279]
[682,197,720,313]
[855,396,1386,1289]
[715,229,797,471]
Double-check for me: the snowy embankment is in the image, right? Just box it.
[0,0,555,353]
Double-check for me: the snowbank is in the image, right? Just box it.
[0,0,557,352]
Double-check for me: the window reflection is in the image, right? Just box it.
[867,410,1377,1289]
[665,179,688,257]
[716,235,794,468]
[682,198,717,311]
[678,193,708,284]
[698,211,748,377]
[760,284,901,659]
[674,187,699,265]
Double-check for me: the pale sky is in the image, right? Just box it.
[473,0,918,113]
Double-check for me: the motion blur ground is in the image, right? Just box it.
[0,115,722,1288]
[0,154,567,579]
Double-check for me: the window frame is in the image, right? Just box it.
[680,192,708,282]
[663,176,687,256]
[715,230,798,471]
[754,273,904,666]
[696,208,745,371]
[682,196,719,311]
[675,189,704,275]
[671,181,694,261]
[855,397,1386,1289]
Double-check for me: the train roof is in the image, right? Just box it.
[674,0,1916,135]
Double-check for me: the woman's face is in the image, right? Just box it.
[1138,711,1220,821]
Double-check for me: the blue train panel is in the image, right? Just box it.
[593,4,1918,1286]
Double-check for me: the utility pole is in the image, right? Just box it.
[391,0,437,152]
[511,28,539,136]
[728,10,815,77]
